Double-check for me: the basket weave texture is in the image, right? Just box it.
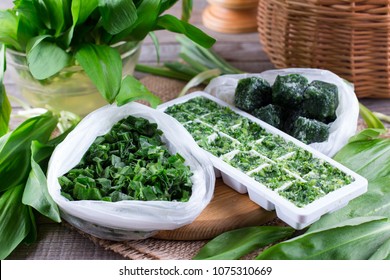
[257,0,390,98]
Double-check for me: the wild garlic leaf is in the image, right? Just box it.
[106,0,162,44]
[257,217,390,260]
[32,0,66,37]
[116,75,161,108]
[0,44,10,137]
[0,10,22,51]
[156,15,216,48]
[181,0,193,22]
[75,43,122,103]
[0,184,33,260]
[27,36,71,80]
[193,226,294,260]
[22,140,61,223]
[0,111,58,193]
[71,0,98,26]
[333,137,390,181]
[369,238,390,260]
[98,0,138,35]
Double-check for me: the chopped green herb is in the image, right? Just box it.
[250,164,298,190]
[225,151,268,173]
[58,116,193,202]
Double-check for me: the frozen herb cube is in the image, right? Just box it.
[272,74,309,107]
[278,181,324,207]
[184,121,215,142]
[199,133,237,157]
[185,96,220,111]
[221,118,266,142]
[277,149,314,176]
[234,77,272,113]
[250,164,297,190]
[302,80,339,123]
[201,107,242,127]
[227,151,268,173]
[166,111,196,123]
[289,116,329,144]
[252,135,290,159]
[252,104,284,130]
[304,162,354,194]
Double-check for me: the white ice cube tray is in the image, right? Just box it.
[158,92,368,229]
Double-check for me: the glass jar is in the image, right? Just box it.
[6,41,142,116]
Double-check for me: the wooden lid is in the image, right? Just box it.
[202,4,258,33]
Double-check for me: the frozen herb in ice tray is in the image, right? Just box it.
[164,96,355,208]
[223,151,270,173]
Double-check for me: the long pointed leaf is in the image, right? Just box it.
[156,15,215,48]
[257,217,390,260]
[75,43,122,103]
[0,44,11,137]
[98,0,138,35]
[181,0,193,22]
[369,238,390,260]
[194,226,294,260]
[0,112,58,192]
[0,184,32,260]
[0,10,22,51]
[22,140,61,223]
[359,103,385,129]
[115,75,161,108]
[27,36,71,80]
[71,0,98,26]
[178,69,221,97]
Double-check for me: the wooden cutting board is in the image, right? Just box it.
[154,178,276,240]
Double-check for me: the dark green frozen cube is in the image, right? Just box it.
[252,104,284,130]
[302,80,339,123]
[289,116,329,144]
[272,74,309,107]
[234,77,272,113]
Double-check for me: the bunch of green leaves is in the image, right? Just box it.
[0,110,77,260]
[59,115,193,202]
[0,0,215,105]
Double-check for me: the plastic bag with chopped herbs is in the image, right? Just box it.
[47,102,215,241]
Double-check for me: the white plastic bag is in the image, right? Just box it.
[204,68,359,157]
[47,102,215,241]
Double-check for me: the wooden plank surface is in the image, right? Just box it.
[3,0,390,260]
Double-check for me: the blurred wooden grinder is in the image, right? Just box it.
[202,0,259,33]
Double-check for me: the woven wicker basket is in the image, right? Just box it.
[257,0,390,98]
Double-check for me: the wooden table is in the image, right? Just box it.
[4,0,390,260]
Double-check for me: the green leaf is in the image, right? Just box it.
[333,137,390,181]
[116,75,161,108]
[257,217,390,260]
[309,176,390,232]
[26,36,71,80]
[359,103,385,129]
[181,0,193,22]
[348,128,387,143]
[0,184,32,260]
[110,0,162,43]
[178,69,221,97]
[0,112,58,193]
[193,226,294,260]
[156,15,215,48]
[369,238,390,260]
[98,0,138,35]
[149,31,160,63]
[0,10,22,50]
[75,43,122,103]
[0,44,11,137]
[32,0,66,37]
[71,0,98,26]
[22,140,61,223]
